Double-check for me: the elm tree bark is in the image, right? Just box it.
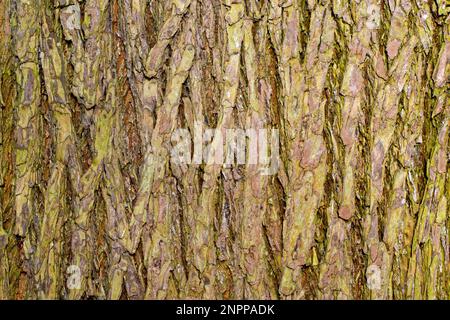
[0,0,448,299]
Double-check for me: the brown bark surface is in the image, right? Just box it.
[0,0,449,299]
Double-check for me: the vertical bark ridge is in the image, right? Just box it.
[0,0,14,299]
[190,0,244,299]
[34,1,77,299]
[278,1,336,299]
[142,36,195,299]
[11,0,42,238]
[318,0,372,300]
[239,15,278,299]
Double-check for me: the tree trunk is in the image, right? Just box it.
[0,0,449,300]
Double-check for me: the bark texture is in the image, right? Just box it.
[0,0,449,299]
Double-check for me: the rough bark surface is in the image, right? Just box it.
[0,0,449,299]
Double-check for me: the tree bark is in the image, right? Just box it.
[0,0,449,299]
